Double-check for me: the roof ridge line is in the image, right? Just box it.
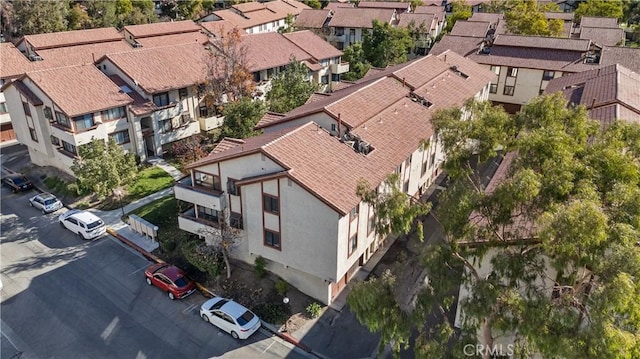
[262,122,317,149]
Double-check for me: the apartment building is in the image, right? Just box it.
[357,1,412,14]
[1,65,134,174]
[293,9,332,36]
[173,50,495,304]
[198,0,310,34]
[577,16,624,46]
[327,7,397,50]
[122,20,203,47]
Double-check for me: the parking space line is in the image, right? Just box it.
[261,340,275,354]
[128,265,148,276]
[183,303,198,314]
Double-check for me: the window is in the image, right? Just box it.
[230,212,243,229]
[194,172,221,191]
[350,205,359,219]
[178,88,188,100]
[198,206,219,223]
[506,67,518,77]
[349,29,355,37]
[153,92,169,107]
[263,194,279,214]
[348,233,357,256]
[44,106,52,120]
[321,75,329,84]
[22,101,31,116]
[227,179,239,195]
[337,42,344,50]
[368,215,375,235]
[403,180,409,193]
[489,83,498,94]
[331,73,340,82]
[335,27,344,36]
[421,159,428,176]
[199,105,209,118]
[503,85,515,96]
[62,140,77,155]
[109,130,130,145]
[51,135,60,146]
[73,113,95,131]
[101,107,125,121]
[490,65,500,75]
[253,72,261,82]
[29,128,38,142]
[542,70,555,81]
[0,102,7,113]
[264,229,280,249]
[331,123,337,132]
[160,119,172,133]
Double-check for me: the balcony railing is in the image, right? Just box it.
[178,207,218,236]
[174,176,225,211]
[155,101,182,120]
[330,62,349,74]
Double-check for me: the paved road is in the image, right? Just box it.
[0,185,309,359]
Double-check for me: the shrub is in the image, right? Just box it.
[275,279,288,296]
[254,255,267,278]
[252,302,287,324]
[75,201,91,209]
[160,238,177,253]
[182,240,223,278]
[306,302,322,319]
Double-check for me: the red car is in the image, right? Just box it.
[144,263,196,300]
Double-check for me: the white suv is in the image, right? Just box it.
[29,193,63,214]
[59,210,106,240]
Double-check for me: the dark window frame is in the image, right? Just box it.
[109,130,130,145]
[506,67,518,77]
[489,83,498,94]
[263,194,279,214]
[264,229,281,249]
[153,92,170,107]
[22,101,31,116]
[503,85,515,96]
[542,70,555,81]
[348,233,357,257]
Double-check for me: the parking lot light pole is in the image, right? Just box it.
[114,189,125,218]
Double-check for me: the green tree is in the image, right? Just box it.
[362,20,413,68]
[575,0,625,22]
[278,13,295,33]
[266,59,317,113]
[176,0,203,20]
[12,0,69,36]
[86,0,118,28]
[71,138,138,200]
[67,3,92,30]
[348,94,640,357]
[410,0,423,12]
[443,0,471,33]
[356,173,431,242]
[504,0,563,36]
[220,97,266,139]
[342,42,371,81]
[304,0,322,9]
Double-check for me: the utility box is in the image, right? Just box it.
[128,214,159,241]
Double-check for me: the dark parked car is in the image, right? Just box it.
[144,263,196,300]
[2,174,34,192]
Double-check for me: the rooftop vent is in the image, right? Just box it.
[28,54,43,61]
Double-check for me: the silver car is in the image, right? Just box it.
[29,193,63,214]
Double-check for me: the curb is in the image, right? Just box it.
[107,227,164,264]
[260,321,325,358]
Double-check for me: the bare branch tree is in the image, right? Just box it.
[197,210,242,279]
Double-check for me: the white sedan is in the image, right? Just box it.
[200,297,261,339]
[29,192,63,214]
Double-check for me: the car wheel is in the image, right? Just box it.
[201,313,210,323]
[231,331,239,339]
[145,277,152,286]
[168,292,175,300]
[29,201,33,207]
[41,209,46,215]
[59,221,64,227]
[77,232,85,240]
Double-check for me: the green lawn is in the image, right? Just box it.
[126,166,175,200]
[129,195,183,240]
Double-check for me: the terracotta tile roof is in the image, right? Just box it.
[392,55,450,88]
[599,46,640,73]
[450,20,490,37]
[124,20,201,38]
[102,42,209,94]
[294,9,331,29]
[186,131,288,168]
[429,34,482,57]
[135,32,210,47]
[199,20,247,37]
[20,27,122,50]
[107,74,155,116]
[358,1,411,10]
[579,27,624,46]
[241,32,312,72]
[0,43,35,79]
[397,13,436,30]
[492,34,591,51]
[544,64,640,125]
[216,0,310,30]
[25,64,133,116]
[579,16,618,28]
[283,30,342,60]
[264,0,311,16]
[468,46,592,72]
[328,8,395,28]
[325,2,355,11]
[468,12,503,25]
[35,40,134,69]
[416,1,442,6]
[414,5,445,21]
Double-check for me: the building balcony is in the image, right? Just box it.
[155,101,183,121]
[330,62,349,74]
[178,207,219,236]
[199,114,224,132]
[174,176,225,211]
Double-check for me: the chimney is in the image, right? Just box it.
[591,98,596,108]
[338,113,342,135]
[402,77,406,87]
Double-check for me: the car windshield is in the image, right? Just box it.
[208,299,228,311]
[14,177,27,185]
[87,220,104,230]
[236,311,255,326]
[44,199,57,206]
[174,276,191,288]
